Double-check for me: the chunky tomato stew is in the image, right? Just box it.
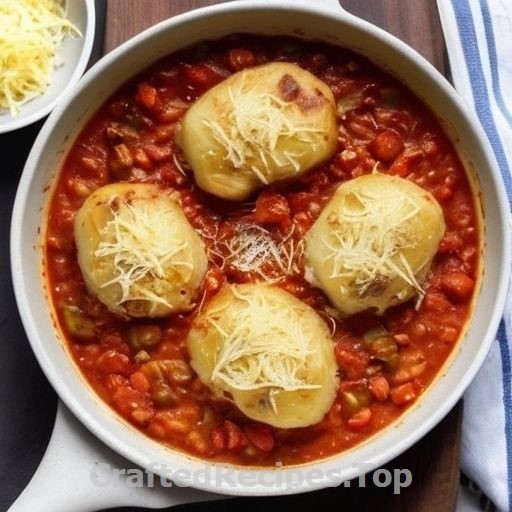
[44,35,480,466]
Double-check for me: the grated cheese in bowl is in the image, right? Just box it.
[0,0,95,134]
[0,0,82,116]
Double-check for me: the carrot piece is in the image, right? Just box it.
[368,375,390,401]
[227,48,256,71]
[130,371,151,394]
[390,382,417,405]
[244,424,275,452]
[211,428,226,453]
[368,130,404,162]
[441,272,475,300]
[183,64,225,88]
[224,420,248,451]
[136,82,157,109]
[253,190,291,230]
[347,407,372,429]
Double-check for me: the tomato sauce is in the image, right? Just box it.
[44,35,480,466]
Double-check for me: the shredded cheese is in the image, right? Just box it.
[217,222,303,281]
[323,187,426,297]
[203,82,322,183]
[94,197,192,307]
[0,0,81,115]
[207,286,322,397]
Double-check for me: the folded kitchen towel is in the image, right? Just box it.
[436,1,512,510]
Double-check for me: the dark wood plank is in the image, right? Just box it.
[104,0,234,53]
[342,0,447,73]
[105,0,447,73]
[103,2,461,511]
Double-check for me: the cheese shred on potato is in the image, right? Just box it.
[0,0,81,115]
[74,183,208,318]
[304,173,446,316]
[178,62,338,201]
[187,283,339,428]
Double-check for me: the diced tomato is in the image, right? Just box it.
[327,403,344,427]
[112,385,154,425]
[185,430,210,456]
[147,405,203,437]
[253,190,292,230]
[368,130,404,162]
[393,333,411,346]
[203,266,225,297]
[389,150,422,176]
[95,349,132,375]
[390,382,417,405]
[335,343,370,380]
[438,232,463,253]
[132,147,152,170]
[182,64,226,89]
[244,423,275,452]
[347,407,372,429]
[422,291,453,312]
[130,371,151,394]
[211,428,227,453]
[223,420,248,451]
[154,98,188,123]
[136,83,157,109]
[441,272,475,301]
[144,144,172,162]
[227,48,256,70]
[391,361,427,385]
[368,375,390,401]
[433,183,454,203]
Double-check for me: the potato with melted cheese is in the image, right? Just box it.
[74,183,207,318]
[304,173,446,316]
[186,283,339,428]
[177,62,338,201]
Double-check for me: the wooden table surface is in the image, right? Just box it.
[101,1,462,512]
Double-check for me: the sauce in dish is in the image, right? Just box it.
[44,35,480,466]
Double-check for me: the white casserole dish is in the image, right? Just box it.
[10,0,511,505]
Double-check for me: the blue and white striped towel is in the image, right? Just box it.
[437,1,512,510]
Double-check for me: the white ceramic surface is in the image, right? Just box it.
[0,0,96,133]
[10,0,511,501]
[8,402,223,512]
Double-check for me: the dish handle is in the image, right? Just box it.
[7,401,223,512]
[317,0,344,9]
[272,0,349,16]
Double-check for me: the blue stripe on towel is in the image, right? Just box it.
[480,0,512,127]
[451,1,512,509]
[451,0,512,203]
[480,0,512,196]
[498,318,512,512]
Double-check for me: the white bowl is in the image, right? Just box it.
[0,0,96,134]
[10,0,511,497]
